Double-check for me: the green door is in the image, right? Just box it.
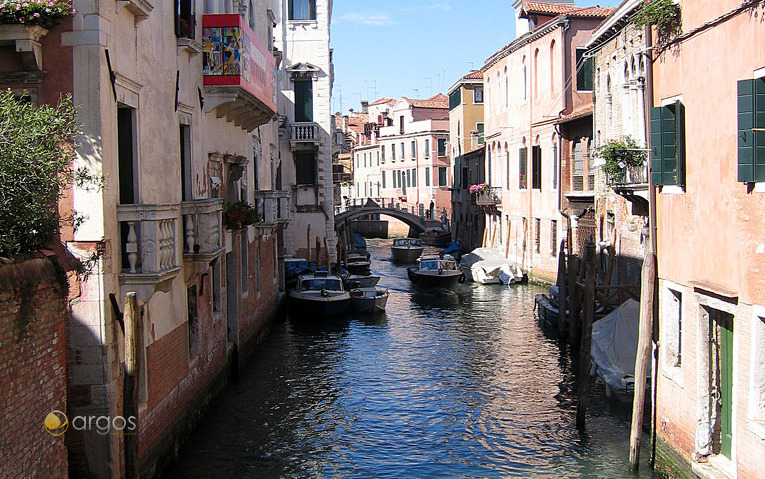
[719,313,734,458]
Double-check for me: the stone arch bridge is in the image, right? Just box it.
[334,204,444,241]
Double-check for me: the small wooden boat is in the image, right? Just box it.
[419,229,452,246]
[288,271,350,318]
[534,293,561,330]
[346,252,371,275]
[349,287,389,314]
[390,237,424,263]
[407,254,465,290]
[344,274,381,290]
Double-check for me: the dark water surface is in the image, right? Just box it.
[163,239,656,478]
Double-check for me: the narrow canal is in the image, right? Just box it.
[162,239,656,478]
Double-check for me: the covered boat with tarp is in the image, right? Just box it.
[459,248,524,284]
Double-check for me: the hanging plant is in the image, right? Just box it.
[632,0,681,41]
[595,136,647,185]
[223,201,260,230]
[0,1,76,28]
[468,183,491,194]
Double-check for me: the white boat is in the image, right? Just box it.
[345,274,381,289]
[459,248,524,284]
[349,287,389,314]
[287,272,350,319]
[590,299,650,400]
[390,238,424,263]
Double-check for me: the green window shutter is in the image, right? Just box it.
[675,100,686,187]
[650,106,664,186]
[755,78,765,182]
[519,147,528,189]
[661,105,677,186]
[737,79,755,182]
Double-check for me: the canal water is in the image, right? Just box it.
[162,239,657,478]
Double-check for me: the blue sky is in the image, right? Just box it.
[330,0,624,114]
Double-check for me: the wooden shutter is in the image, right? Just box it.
[650,106,663,186]
[756,78,765,182]
[519,147,528,189]
[661,104,677,186]
[675,100,686,187]
[737,79,755,182]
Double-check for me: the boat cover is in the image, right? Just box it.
[590,298,651,394]
[460,248,522,283]
[441,242,462,254]
[353,233,367,250]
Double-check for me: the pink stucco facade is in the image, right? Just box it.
[649,1,765,477]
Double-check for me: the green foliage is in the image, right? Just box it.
[632,0,682,40]
[0,1,76,28]
[595,136,646,183]
[0,90,78,257]
[223,201,260,230]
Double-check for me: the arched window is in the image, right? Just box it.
[550,40,556,95]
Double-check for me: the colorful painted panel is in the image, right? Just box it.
[202,26,244,77]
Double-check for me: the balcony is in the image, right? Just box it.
[606,163,649,208]
[290,122,319,148]
[473,186,502,206]
[181,198,224,263]
[253,190,291,234]
[117,203,181,301]
[202,14,277,131]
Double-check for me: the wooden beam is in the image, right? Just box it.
[576,242,596,431]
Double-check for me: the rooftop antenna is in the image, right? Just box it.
[412,88,419,97]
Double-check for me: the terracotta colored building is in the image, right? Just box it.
[647,1,765,477]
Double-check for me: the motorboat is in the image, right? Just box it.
[346,252,371,275]
[349,287,389,314]
[459,248,525,284]
[591,299,650,401]
[407,254,465,290]
[344,274,381,290]
[419,228,451,247]
[287,271,350,319]
[390,238,424,263]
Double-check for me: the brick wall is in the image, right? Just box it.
[0,256,68,478]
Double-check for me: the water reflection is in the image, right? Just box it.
[162,239,655,478]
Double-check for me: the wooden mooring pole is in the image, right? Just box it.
[557,240,567,338]
[315,236,322,264]
[306,224,312,263]
[629,239,656,470]
[576,242,596,431]
[123,292,139,479]
[324,237,330,272]
[568,254,582,348]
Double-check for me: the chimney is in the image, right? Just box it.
[361,100,369,114]
[343,115,349,131]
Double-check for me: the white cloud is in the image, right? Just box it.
[335,11,398,26]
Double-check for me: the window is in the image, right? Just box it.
[294,79,313,122]
[180,124,192,201]
[392,144,396,161]
[411,140,416,159]
[411,168,416,187]
[425,167,430,186]
[476,123,484,145]
[532,145,542,190]
[406,169,411,188]
[241,230,248,294]
[449,89,461,110]
[522,60,527,101]
[364,152,367,167]
[382,171,386,188]
[400,116,405,134]
[175,0,196,39]
[650,100,686,187]
[437,138,447,157]
[551,220,557,257]
[288,0,316,20]
[662,287,682,368]
[400,142,404,160]
[534,218,541,254]
[381,145,386,162]
[737,77,765,183]
[117,107,137,205]
[573,140,584,191]
[295,151,316,184]
[474,85,484,104]
[424,139,430,157]
[377,151,380,166]
[552,139,558,190]
[533,49,539,99]
[377,181,380,196]
[438,166,447,186]
[576,48,593,91]
[519,147,527,189]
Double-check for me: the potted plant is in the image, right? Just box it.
[595,136,647,185]
[632,0,681,41]
[223,201,260,230]
[468,183,491,194]
[0,1,75,28]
